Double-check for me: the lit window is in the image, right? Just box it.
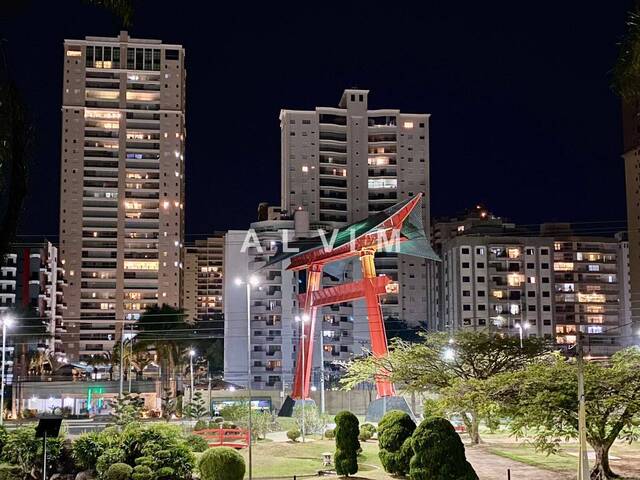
[507,273,524,287]
[342,169,347,177]
[492,290,503,299]
[85,109,120,120]
[507,248,520,259]
[368,178,397,189]
[66,50,82,57]
[528,276,536,284]
[302,166,309,173]
[163,201,170,209]
[457,225,465,232]
[509,304,520,315]
[588,264,600,272]
[124,260,159,271]
[587,326,603,334]
[368,156,390,166]
[554,262,574,272]
[554,242,561,251]
[577,293,606,303]
[403,121,414,128]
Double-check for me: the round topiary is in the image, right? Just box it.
[198,446,246,480]
[286,428,301,442]
[185,433,210,452]
[105,463,133,480]
[334,410,360,477]
[409,417,478,480]
[131,464,153,480]
[378,410,416,476]
[361,423,377,436]
[358,428,372,442]
[324,428,335,439]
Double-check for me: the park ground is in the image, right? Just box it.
[238,425,640,480]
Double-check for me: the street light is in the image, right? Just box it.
[514,321,530,349]
[442,347,456,362]
[0,315,14,425]
[295,313,310,443]
[189,349,196,403]
[236,275,260,480]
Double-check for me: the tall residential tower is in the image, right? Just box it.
[280,88,431,327]
[59,32,186,361]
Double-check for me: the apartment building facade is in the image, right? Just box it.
[183,235,224,323]
[548,229,625,356]
[0,242,66,351]
[59,32,186,360]
[280,88,431,327]
[440,236,555,339]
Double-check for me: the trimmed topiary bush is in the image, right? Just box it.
[185,433,210,452]
[199,446,246,480]
[286,428,301,442]
[97,447,127,479]
[324,428,335,439]
[334,411,360,477]
[194,420,208,431]
[105,463,133,480]
[361,423,376,437]
[358,429,372,442]
[378,410,416,476]
[409,417,478,480]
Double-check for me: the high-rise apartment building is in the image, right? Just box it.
[544,225,624,356]
[59,32,186,361]
[622,98,640,333]
[280,88,430,327]
[183,235,224,323]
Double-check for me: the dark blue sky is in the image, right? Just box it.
[1,1,633,240]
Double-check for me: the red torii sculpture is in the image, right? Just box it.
[281,194,432,400]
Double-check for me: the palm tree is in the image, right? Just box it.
[613,4,640,99]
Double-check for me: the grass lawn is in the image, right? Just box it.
[237,438,385,479]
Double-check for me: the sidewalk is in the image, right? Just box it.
[464,446,573,480]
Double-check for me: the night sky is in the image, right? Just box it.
[1,1,633,241]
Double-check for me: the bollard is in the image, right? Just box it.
[507,468,511,480]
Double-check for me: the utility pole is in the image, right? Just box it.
[319,323,326,415]
[128,323,133,393]
[118,317,125,397]
[577,330,590,480]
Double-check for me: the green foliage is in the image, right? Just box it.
[286,428,301,442]
[252,410,272,440]
[409,417,478,480]
[110,392,144,425]
[221,421,236,429]
[358,429,372,442]
[0,464,22,480]
[334,411,360,476]
[378,410,416,476]
[72,431,104,471]
[492,348,640,479]
[343,331,549,445]
[105,463,133,480]
[198,447,246,480]
[141,439,194,479]
[0,426,8,454]
[422,398,446,419]
[185,433,209,452]
[293,404,329,435]
[360,423,376,436]
[97,448,126,479]
[613,7,640,99]
[2,427,41,477]
[184,392,208,420]
[194,420,208,431]
[324,428,335,439]
[210,417,224,425]
[161,388,176,420]
[219,401,249,421]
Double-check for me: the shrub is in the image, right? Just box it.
[2,427,41,477]
[199,446,246,480]
[221,421,236,429]
[0,464,22,480]
[361,423,377,436]
[194,420,208,431]
[358,429,372,442]
[324,428,335,439]
[219,402,249,422]
[105,463,133,480]
[378,410,416,476]
[334,411,360,476]
[97,447,127,479]
[0,425,8,454]
[286,428,301,442]
[409,417,478,480]
[185,433,209,452]
[131,465,153,480]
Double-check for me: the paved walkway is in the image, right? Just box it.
[464,446,572,480]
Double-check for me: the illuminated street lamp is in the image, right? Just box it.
[0,314,14,425]
[189,349,196,403]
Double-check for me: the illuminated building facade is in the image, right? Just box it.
[59,32,186,361]
[547,228,623,356]
[183,235,224,322]
[280,88,431,328]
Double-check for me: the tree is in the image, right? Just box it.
[378,410,416,476]
[492,349,640,480]
[294,404,328,436]
[334,411,360,477]
[613,5,640,99]
[110,393,144,425]
[409,417,478,480]
[183,392,208,420]
[341,331,549,444]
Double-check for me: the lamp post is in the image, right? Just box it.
[514,321,530,349]
[1,315,14,425]
[295,313,310,443]
[235,275,260,480]
[189,349,196,403]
